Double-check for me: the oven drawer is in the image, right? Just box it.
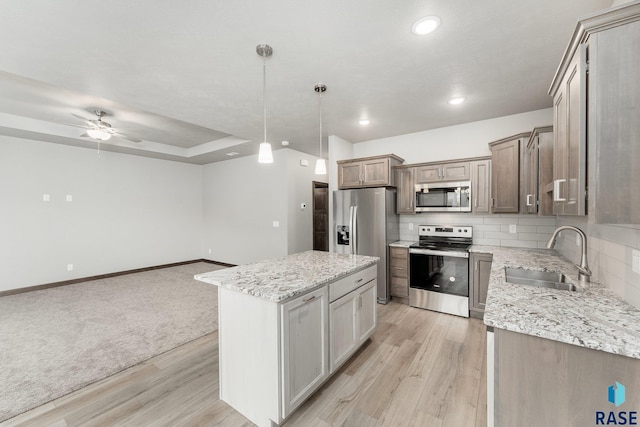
[329,265,376,302]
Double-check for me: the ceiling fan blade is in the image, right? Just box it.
[70,113,93,125]
[79,132,90,138]
[63,123,92,129]
[113,132,142,143]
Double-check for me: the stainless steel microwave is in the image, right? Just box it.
[414,181,472,212]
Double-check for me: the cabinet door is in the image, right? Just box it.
[281,287,329,417]
[470,253,493,317]
[415,165,442,183]
[395,168,415,214]
[329,291,357,373]
[362,158,390,186]
[442,161,470,181]
[491,139,520,213]
[338,162,363,189]
[356,280,377,345]
[470,160,491,214]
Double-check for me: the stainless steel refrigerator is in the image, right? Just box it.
[333,188,399,303]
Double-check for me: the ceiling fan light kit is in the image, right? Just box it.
[257,43,274,164]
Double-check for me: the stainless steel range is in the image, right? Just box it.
[409,225,472,317]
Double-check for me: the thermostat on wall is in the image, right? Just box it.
[300,159,309,167]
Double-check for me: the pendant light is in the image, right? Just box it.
[256,44,274,164]
[314,84,327,175]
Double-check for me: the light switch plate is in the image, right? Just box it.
[66,195,73,202]
[272,221,280,228]
[633,249,640,274]
[43,194,50,202]
[67,264,73,271]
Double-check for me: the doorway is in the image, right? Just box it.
[312,181,329,251]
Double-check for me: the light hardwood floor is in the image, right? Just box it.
[2,301,487,427]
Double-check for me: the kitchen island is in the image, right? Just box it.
[475,246,640,426]
[195,250,379,427]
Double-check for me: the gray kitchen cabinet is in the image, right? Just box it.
[523,126,554,216]
[415,160,470,183]
[389,246,409,304]
[394,167,415,214]
[588,12,640,224]
[470,158,491,214]
[489,134,529,213]
[550,2,640,223]
[469,252,492,319]
[337,154,404,189]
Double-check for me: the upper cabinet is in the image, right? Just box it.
[489,133,529,214]
[523,126,554,216]
[589,7,640,223]
[549,3,640,223]
[337,154,404,189]
[415,161,470,183]
[394,167,415,214]
[470,159,491,214]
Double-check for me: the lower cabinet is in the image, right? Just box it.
[329,279,376,373]
[470,252,493,319]
[281,286,329,417]
[389,246,409,303]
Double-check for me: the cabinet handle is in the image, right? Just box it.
[303,295,317,303]
[526,194,534,207]
[355,278,364,283]
[553,179,566,202]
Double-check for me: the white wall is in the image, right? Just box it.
[286,150,328,254]
[353,108,553,163]
[202,148,325,266]
[0,136,203,291]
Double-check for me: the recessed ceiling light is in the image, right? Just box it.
[359,119,370,126]
[411,16,441,35]
[448,97,466,105]
[226,152,239,156]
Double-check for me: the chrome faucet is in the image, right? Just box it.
[546,226,591,284]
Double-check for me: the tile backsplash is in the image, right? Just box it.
[399,213,557,248]
[554,217,640,310]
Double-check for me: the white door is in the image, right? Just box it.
[356,280,377,345]
[281,286,329,417]
[329,291,357,373]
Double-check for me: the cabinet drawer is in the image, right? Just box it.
[329,265,376,302]
[390,257,408,270]
[390,247,408,259]
[390,277,409,297]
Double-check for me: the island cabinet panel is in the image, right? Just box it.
[469,252,492,319]
[492,328,640,426]
[282,286,329,417]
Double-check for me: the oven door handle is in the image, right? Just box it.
[409,248,469,258]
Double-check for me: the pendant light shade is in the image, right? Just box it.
[256,44,274,164]
[314,84,327,175]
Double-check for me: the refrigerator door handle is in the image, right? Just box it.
[348,206,354,254]
[352,205,358,255]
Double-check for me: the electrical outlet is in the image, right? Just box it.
[273,221,280,228]
[408,223,414,231]
[208,248,212,254]
[509,224,517,234]
[67,264,73,271]
[633,250,640,274]
[66,195,73,202]
[42,194,50,202]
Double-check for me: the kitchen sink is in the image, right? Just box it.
[504,267,577,291]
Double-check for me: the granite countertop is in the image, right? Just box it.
[194,250,379,303]
[389,240,416,248]
[472,245,640,360]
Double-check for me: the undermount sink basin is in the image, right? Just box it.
[504,267,577,292]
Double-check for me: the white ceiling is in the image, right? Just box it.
[0,0,612,164]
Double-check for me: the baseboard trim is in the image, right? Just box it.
[0,259,236,298]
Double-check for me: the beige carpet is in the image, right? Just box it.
[0,261,223,422]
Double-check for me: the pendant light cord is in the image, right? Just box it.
[318,90,323,158]
[263,57,267,143]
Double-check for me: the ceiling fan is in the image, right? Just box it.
[70,109,142,143]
